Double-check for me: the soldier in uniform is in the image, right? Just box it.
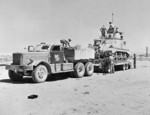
[133,54,136,69]
[109,53,115,73]
[60,39,71,47]
[100,25,107,37]
[107,22,116,38]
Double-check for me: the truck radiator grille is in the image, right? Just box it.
[12,53,23,65]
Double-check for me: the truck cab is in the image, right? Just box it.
[50,45,65,63]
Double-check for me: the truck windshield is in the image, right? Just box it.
[35,44,51,52]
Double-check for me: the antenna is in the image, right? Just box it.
[112,13,114,23]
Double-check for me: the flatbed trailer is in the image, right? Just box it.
[114,60,132,70]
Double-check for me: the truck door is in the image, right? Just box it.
[50,45,64,63]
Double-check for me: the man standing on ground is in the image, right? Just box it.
[109,53,115,73]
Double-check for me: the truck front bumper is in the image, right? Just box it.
[5,65,33,72]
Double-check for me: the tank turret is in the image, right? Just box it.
[94,18,130,60]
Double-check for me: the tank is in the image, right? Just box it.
[94,21,130,60]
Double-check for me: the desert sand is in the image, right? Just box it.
[0,61,150,115]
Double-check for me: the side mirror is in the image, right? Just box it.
[28,45,35,52]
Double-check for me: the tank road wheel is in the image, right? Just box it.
[74,62,85,78]
[8,70,23,81]
[85,62,94,76]
[84,62,94,76]
[32,65,48,83]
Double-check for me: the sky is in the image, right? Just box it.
[0,0,150,54]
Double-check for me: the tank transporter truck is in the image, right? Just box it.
[5,41,95,83]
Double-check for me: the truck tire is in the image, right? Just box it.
[74,62,85,78]
[85,62,94,76]
[8,70,23,81]
[32,65,48,83]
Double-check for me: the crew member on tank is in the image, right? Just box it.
[114,27,120,38]
[119,32,123,39]
[107,22,115,38]
[100,25,107,37]
[115,27,119,33]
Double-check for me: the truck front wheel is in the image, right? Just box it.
[85,62,94,76]
[74,62,85,78]
[8,70,23,81]
[32,65,48,83]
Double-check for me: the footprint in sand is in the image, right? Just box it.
[83,85,89,87]
[83,91,90,95]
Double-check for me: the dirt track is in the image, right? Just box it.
[0,61,150,115]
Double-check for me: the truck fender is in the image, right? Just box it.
[34,61,51,74]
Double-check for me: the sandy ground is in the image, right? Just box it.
[0,61,150,115]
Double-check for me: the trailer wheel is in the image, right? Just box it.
[32,65,48,83]
[122,64,125,71]
[8,70,23,81]
[128,63,131,69]
[74,62,85,78]
[85,62,94,76]
[125,64,128,70]
[107,67,111,73]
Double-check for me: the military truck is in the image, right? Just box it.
[6,42,95,83]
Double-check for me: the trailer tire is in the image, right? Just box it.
[32,65,48,83]
[8,70,23,81]
[85,62,94,76]
[107,67,111,73]
[122,64,125,71]
[125,64,128,70]
[74,62,85,78]
[128,63,131,69]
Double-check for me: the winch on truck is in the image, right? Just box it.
[5,41,95,83]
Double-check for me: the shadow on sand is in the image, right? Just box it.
[0,69,126,84]
[0,73,70,84]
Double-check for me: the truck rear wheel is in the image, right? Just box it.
[74,62,85,78]
[85,62,94,76]
[32,65,48,83]
[8,70,23,81]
